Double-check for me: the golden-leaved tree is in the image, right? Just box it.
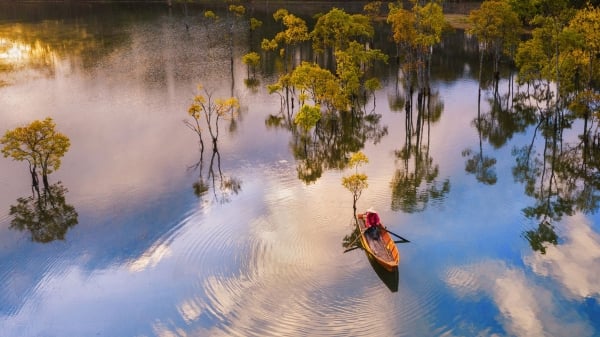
[1,117,70,193]
[342,151,369,213]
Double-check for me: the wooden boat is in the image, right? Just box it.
[357,213,400,272]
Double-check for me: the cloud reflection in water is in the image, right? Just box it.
[524,213,600,300]
[445,215,599,337]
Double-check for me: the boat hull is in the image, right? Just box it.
[357,213,400,271]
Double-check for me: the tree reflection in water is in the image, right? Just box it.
[462,92,498,185]
[190,132,242,204]
[190,142,242,204]
[186,84,242,204]
[9,182,78,243]
[463,72,538,186]
[457,51,600,254]
[515,118,600,253]
[389,76,449,213]
[268,103,387,185]
[510,82,600,254]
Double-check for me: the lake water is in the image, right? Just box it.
[1,2,599,337]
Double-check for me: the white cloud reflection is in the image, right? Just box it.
[128,242,172,273]
[445,214,600,337]
[524,213,600,300]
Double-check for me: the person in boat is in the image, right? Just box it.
[365,207,381,239]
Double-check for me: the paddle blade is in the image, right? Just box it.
[343,246,361,253]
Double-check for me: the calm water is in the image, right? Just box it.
[1,2,599,337]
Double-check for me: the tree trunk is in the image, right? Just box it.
[30,165,40,197]
[42,173,49,191]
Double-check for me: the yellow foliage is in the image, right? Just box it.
[342,173,369,195]
[1,117,70,175]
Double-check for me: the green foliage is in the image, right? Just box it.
[335,50,361,100]
[387,0,444,88]
[204,10,218,20]
[342,151,370,204]
[387,3,417,49]
[388,0,444,49]
[563,5,600,92]
[515,35,549,84]
[267,82,283,95]
[311,8,374,53]
[342,173,369,197]
[250,18,263,31]
[507,0,570,24]
[462,148,497,185]
[523,220,558,254]
[468,0,522,58]
[261,38,278,51]
[289,62,347,110]
[534,0,570,18]
[242,52,260,67]
[273,8,289,22]
[364,1,383,20]
[1,117,70,177]
[348,151,369,171]
[364,77,382,93]
[186,84,240,145]
[242,52,260,78]
[515,12,570,86]
[514,4,595,104]
[10,182,78,243]
[294,104,322,132]
[335,41,388,99]
[228,5,245,17]
[413,0,445,49]
[274,12,310,46]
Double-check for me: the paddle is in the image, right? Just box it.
[383,227,410,243]
[343,245,362,253]
[344,232,408,253]
[344,230,365,251]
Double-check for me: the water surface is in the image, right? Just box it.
[1,3,599,337]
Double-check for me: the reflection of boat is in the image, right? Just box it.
[357,212,400,272]
[368,253,399,292]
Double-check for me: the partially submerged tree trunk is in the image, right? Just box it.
[30,163,40,197]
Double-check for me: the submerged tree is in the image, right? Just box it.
[311,7,374,62]
[335,41,388,106]
[202,10,220,50]
[507,3,600,255]
[364,1,383,21]
[242,51,261,80]
[342,151,369,213]
[387,0,445,93]
[289,61,346,111]
[468,0,522,93]
[186,84,240,151]
[1,117,70,193]
[249,17,263,49]
[264,9,310,72]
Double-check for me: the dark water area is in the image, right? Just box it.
[1,2,599,337]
